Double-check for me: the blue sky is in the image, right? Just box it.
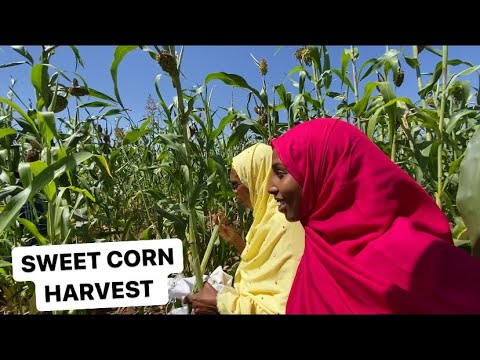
[1,45,479,130]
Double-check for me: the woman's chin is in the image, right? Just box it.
[285,211,300,222]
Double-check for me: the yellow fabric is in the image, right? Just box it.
[216,143,305,314]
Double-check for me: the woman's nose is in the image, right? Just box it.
[268,184,277,195]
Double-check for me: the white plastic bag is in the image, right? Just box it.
[167,266,233,315]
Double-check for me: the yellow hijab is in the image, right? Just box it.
[216,143,305,314]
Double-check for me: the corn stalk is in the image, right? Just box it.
[436,46,448,209]
[412,46,427,109]
[166,48,204,291]
[350,46,361,129]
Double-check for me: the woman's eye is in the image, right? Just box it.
[277,170,286,179]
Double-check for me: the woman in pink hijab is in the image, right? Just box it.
[269,118,480,314]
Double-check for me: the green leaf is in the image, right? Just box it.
[37,111,59,147]
[420,60,476,98]
[303,92,321,110]
[102,109,124,117]
[309,46,321,74]
[382,97,414,108]
[95,155,113,178]
[205,171,217,186]
[377,82,397,106]
[68,46,85,70]
[0,260,12,268]
[155,134,188,165]
[78,101,114,108]
[425,46,442,57]
[139,45,158,61]
[287,65,307,77]
[377,82,398,151]
[345,47,359,60]
[123,129,151,145]
[30,160,56,201]
[448,155,464,176]
[0,61,28,69]
[110,46,137,108]
[154,75,172,123]
[404,56,419,69]
[204,72,261,101]
[427,140,440,180]
[31,64,51,107]
[454,240,472,253]
[227,123,251,150]
[387,55,400,82]
[63,186,96,202]
[446,109,478,134]
[0,152,95,233]
[352,82,378,117]
[341,49,349,80]
[446,65,480,92]
[326,92,343,99]
[275,84,288,105]
[18,162,33,188]
[250,53,261,67]
[140,117,151,131]
[331,69,354,91]
[359,58,381,81]
[18,218,48,245]
[210,113,236,141]
[0,186,22,201]
[367,106,384,140]
[0,127,17,139]
[11,45,34,66]
[250,121,269,139]
[62,124,89,148]
[298,71,307,93]
[87,88,118,104]
[141,226,152,240]
[155,206,185,226]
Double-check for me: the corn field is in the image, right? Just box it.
[1,45,479,314]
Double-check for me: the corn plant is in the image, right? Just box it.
[1,44,479,314]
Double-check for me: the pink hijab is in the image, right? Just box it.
[271,118,480,314]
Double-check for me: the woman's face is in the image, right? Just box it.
[230,169,252,209]
[268,150,303,222]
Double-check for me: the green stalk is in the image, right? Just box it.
[6,97,13,173]
[136,170,159,237]
[261,76,271,141]
[45,143,56,244]
[350,46,360,129]
[170,64,203,292]
[412,46,426,109]
[436,46,448,209]
[139,189,158,237]
[312,53,322,118]
[390,133,396,162]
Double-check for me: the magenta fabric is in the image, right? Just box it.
[271,118,480,314]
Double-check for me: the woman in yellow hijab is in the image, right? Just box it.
[185,143,305,314]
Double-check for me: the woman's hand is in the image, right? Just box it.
[211,213,245,253]
[184,282,219,315]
